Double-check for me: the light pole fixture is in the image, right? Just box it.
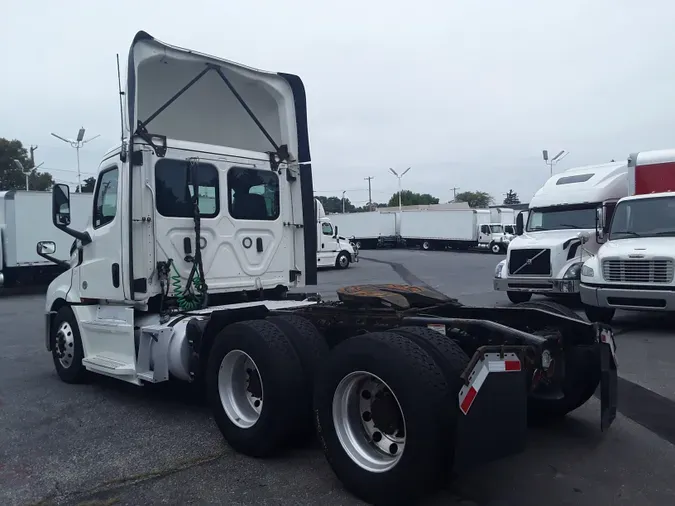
[51,127,100,191]
[389,167,411,212]
[542,149,569,176]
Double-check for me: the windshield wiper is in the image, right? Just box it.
[557,224,583,229]
[611,230,642,237]
[653,231,675,236]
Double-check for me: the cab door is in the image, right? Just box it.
[76,163,126,301]
[317,221,337,266]
[478,224,492,245]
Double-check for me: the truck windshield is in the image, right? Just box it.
[610,196,675,239]
[526,206,597,232]
[490,225,504,233]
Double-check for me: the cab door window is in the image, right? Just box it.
[93,167,119,229]
[322,223,334,236]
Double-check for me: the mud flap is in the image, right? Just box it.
[452,352,528,473]
[599,327,618,431]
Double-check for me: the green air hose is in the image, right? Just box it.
[171,262,206,311]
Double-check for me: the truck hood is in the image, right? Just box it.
[126,31,309,162]
[598,237,675,259]
[510,229,592,249]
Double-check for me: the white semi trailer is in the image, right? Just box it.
[38,31,617,506]
[328,210,399,249]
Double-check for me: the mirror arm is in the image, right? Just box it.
[37,249,70,268]
[55,224,92,245]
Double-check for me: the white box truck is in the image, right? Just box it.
[0,190,92,286]
[327,210,399,249]
[494,161,629,303]
[399,208,510,253]
[581,149,675,322]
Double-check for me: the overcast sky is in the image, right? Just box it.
[3,0,675,206]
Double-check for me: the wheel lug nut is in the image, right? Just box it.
[372,431,382,442]
[389,443,398,454]
[361,390,371,400]
[362,411,372,422]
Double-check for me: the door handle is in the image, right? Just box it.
[256,237,263,252]
[112,263,120,288]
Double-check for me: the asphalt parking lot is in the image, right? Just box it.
[2,249,675,505]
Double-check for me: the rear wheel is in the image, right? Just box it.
[266,314,329,439]
[336,251,350,269]
[489,242,502,254]
[422,240,431,250]
[314,332,449,505]
[507,291,532,304]
[584,305,615,324]
[206,319,304,457]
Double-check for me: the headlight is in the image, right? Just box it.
[563,262,583,280]
[581,265,594,277]
[495,260,506,278]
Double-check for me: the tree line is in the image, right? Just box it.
[317,189,521,214]
[0,138,96,193]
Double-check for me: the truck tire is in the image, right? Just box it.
[314,332,449,505]
[584,305,615,324]
[336,251,350,269]
[266,314,329,439]
[515,300,582,320]
[389,326,469,468]
[507,291,532,304]
[206,319,305,457]
[422,240,431,250]
[51,306,89,384]
[489,241,502,254]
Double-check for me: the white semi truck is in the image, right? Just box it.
[0,190,92,287]
[400,208,510,253]
[314,199,358,269]
[494,161,629,303]
[581,149,675,323]
[38,31,617,506]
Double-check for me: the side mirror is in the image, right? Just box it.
[596,207,606,243]
[52,183,71,228]
[515,212,524,236]
[334,225,339,238]
[578,230,591,244]
[36,240,68,268]
[50,183,92,245]
[37,240,56,255]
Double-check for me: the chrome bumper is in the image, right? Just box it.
[581,283,675,311]
[494,277,580,294]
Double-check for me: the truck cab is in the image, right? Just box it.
[315,199,357,269]
[581,149,675,322]
[494,162,629,303]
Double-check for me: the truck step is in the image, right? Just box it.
[82,355,135,376]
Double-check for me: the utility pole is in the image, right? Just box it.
[449,186,460,201]
[342,190,346,213]
[364,176,374,211]
[29,145,38,165]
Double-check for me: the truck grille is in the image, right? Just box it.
[602,259,674,283]
[508,249,551,276]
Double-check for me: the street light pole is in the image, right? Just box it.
[389,167,411,212]
[342,191,346,213]
[51,127,101,191]
[542,149,569,177]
